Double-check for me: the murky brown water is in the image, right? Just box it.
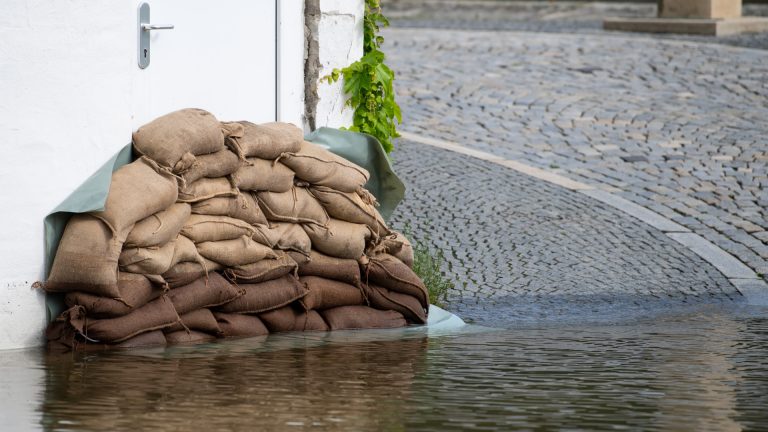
[2,304,768,431]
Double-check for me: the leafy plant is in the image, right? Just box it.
[322,0,402,153]
[402,224,453,307]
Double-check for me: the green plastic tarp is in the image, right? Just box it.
[42,128,404,322]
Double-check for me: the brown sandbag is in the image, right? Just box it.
[216,275,308,314]
[181,148,242,185]
[365,284,427,325]
[165,308,221,335]
[278,141,369,192]
[115,330,167,348]
[303,219,371,259]
[298,250,362,287]
[84,295,180,343]
[46,320,168,352]
[64,273,163,318]
[119,240,176,275]
[251,223,282,248]
[224,252,298,283]
[165,330,217,345]
[259,305,329,333]
[169,235,206,268]
[268,223,311,256]
[256,187,329,227]
[213,312,269,338]
[375,232,415,268]
[225,121,303,159]
[362,254,428,308]
[125,203,191,248]
[197,235,278,267]
[181,214,256,243]
[299,276,365,311]
[310,186,389,237]
[320,305,407,331]
[162,259,222,288]
[191,193,268,226]
[168,272,243,315]
[45,215,131,298]
[177,177,238,203]
[91,157,179,234]
[132,108,224,169]
[233,158,294,192]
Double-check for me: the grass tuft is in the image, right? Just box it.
[402,224,453,308]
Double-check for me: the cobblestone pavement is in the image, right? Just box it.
[385,25,768,280]
[389,141,740,326]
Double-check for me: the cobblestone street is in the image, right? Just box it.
[384,1,768,322]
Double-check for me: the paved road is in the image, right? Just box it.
[385,25,768,280]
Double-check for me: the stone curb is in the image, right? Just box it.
[399,131,765,302]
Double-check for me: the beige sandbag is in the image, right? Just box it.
[162,259,222,288]
[298,250,362,287]
[191,193,268,226]
[197,235,278,267]
[169,235,205,267]
[278,141,369,192]
[364,284,427,325]
[84,295,180,343]
[177,177,238,203]
[270,223,312,256]
[125,203,191,248]
[256,187,329,227]
[259,305,329,333]
[167,272,243,315]
[181,214,256,243]
[303,219,371,259]
[320,305,406,331]
[310,186,389,237]
[213,312,269,338]
[375,232,415,268]
[65,273,164,318]
[180,148,242,185]
[233,158,294,192]
[216,275,308,314]
[251,223,282,248]
[224,121,303,159]
[361,254,428,308]
[92,157,179,234]
[286,251,311,266]
[164,308,222,335]
[132,108,224,169]
[299,276,365,311]
[119,241,176,275]
[224,252,298,283]
[165,330,217,345]
[45,215,131,298]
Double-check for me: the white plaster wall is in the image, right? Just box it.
[315,0,364,129]
[278,0,306,128]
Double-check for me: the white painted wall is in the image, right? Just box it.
[314,0,365,129]
[278,0,306,128]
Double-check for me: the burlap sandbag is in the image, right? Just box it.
[216,275,308,314]
[310,186,389,237]
[303,219,371,259]
[168,272,243,315]
[125,203,191,248]
[162,259,222,288]
[361,254,428,308]
[224,121,303,159]
[165,330,218,345]
[45,215,132,298]
[115,330,167,348]
[181,214,256,243]
[251,223,282,248]
[286,251,311,266]
[278,141,369,192]
[258,305,329,333]
[256,187,329,227]
[180,148,242,185]
[91,157,179,234]
[46,322,167,352]
[299,276,365,311]
[298,250,362,287]
[233,158,294,192]
[119,240,176,275]
[64,273,163,318]
[132,108,224,169]
[364,284,427,325]
[191,193,268,226]
[320,305,406,331]
[177,177,238,203]
[224,252,298,284]
[213,312,269,338]
[197,235,278,267]
[374,232,414,268]
[264,223,310,255]
[83,295,180,343]
[169,235,206,267]
[164,308,222,335]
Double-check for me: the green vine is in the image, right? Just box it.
[322,0,402,154]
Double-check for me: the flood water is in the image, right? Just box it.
[2,304,768,431]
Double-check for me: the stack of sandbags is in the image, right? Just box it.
[45,108,428,351]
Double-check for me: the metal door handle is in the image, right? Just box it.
[141,24,175,31]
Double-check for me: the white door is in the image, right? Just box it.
[132,0,276,127]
